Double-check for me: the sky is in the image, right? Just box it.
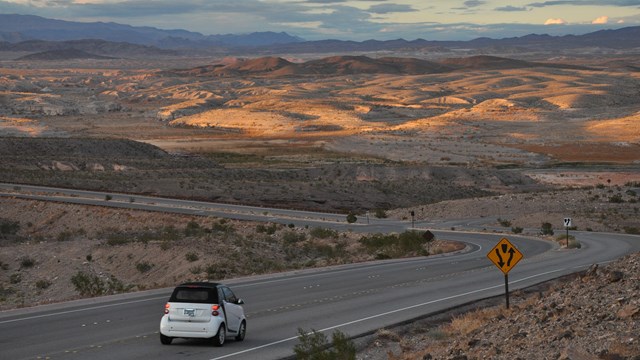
[1,0,639,41]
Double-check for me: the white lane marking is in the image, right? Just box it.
[0,240,487,325]
[209,266,580,360]
[0,296,166,324]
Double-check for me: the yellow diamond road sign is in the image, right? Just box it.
[487,237,523,274]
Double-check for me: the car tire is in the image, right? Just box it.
[212,324,225,347]
[235,320,246,341]
[160,333,173,345]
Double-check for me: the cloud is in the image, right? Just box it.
[544,18,568,25]
[464,0,486,7]
[303,0,348,3]
[0,0,635,42]
[529,0,640,7]
[592,16,609,24]
[495,5,528,11]
[368,4,417,14]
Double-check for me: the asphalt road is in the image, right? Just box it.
[1,184,639,359]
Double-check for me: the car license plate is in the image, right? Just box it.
[184,309,196,317]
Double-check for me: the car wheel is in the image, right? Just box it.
[235,320,246,341]
[212,324,226,347]
[160,333,173,345]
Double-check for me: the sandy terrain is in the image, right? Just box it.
[1,56,639,167]
[0,53,639,359]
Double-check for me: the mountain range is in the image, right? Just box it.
[165,55,594,78]
[0,14,304,48]
[1,13,639,56]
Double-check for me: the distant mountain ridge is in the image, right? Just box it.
[0,39,177,58]
[166,55,592,77]
[1,13,639,54]
[0,14,304,48]
[16,48,115,61]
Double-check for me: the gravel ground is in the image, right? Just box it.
[356,252,640,360]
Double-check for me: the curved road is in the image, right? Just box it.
[0,184,638,359]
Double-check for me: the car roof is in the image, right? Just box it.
[177,282,222,289]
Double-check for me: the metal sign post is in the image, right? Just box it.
[487,237,523,309]
[564,218,572,248]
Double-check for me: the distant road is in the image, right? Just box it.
[1,183,639,359]
[0,183,414,232]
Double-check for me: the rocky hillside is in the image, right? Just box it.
[358,252,640,359]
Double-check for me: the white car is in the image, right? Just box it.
[160,282,247,346]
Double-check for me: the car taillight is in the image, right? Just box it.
[164,303,170,314]
[212,304,220,316]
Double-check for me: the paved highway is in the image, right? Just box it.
[1,184,639,359]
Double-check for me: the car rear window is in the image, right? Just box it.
[169,287,219,304]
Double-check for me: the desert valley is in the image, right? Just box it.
[1,15,640,359]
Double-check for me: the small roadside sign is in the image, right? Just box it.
[487,237,524,309]
[564,218,572,227]
[487,237,523,275]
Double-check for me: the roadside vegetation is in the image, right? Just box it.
[0,201,461,309]
[294,328,356,360]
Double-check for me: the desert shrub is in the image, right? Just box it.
[71,271,130,297]
[511,226,523,234]
[609,194,624,203]
[56,231,74,242]
[35,279,51,289]
[293,328,356,360]
[568,238,581,249]
[104,194,112,201]
[346,213,357,224]
[304,242,336,259]
[20,257,35,269]
[185,252,199,262]
[0,219,20,235]
[398,230,429,254]
[136,261,153,273]
[374,209,388,219]
[623,227,640,235]
[310,227,338,239]
[359,233,394,252]
[0,284,15,299]
[540,222,554,235]
[626,189,637,197]
[160,225,180,241]
[211,220,235,233]
[625,181,640,187]
[283,231,306,244]
[10,273,21,284]
[359,231,429,258]
[184,220,205,236]
[103,226,181,246]
[0,260,8,270]
[71,272,105,296]
[497,218,512,227]
[105,232,131,246]
[595,183,605,189]
[205,263,228,280]
[427,329,448,340]
[256,223,278,235]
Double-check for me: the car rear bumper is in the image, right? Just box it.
[160,316,220,339]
